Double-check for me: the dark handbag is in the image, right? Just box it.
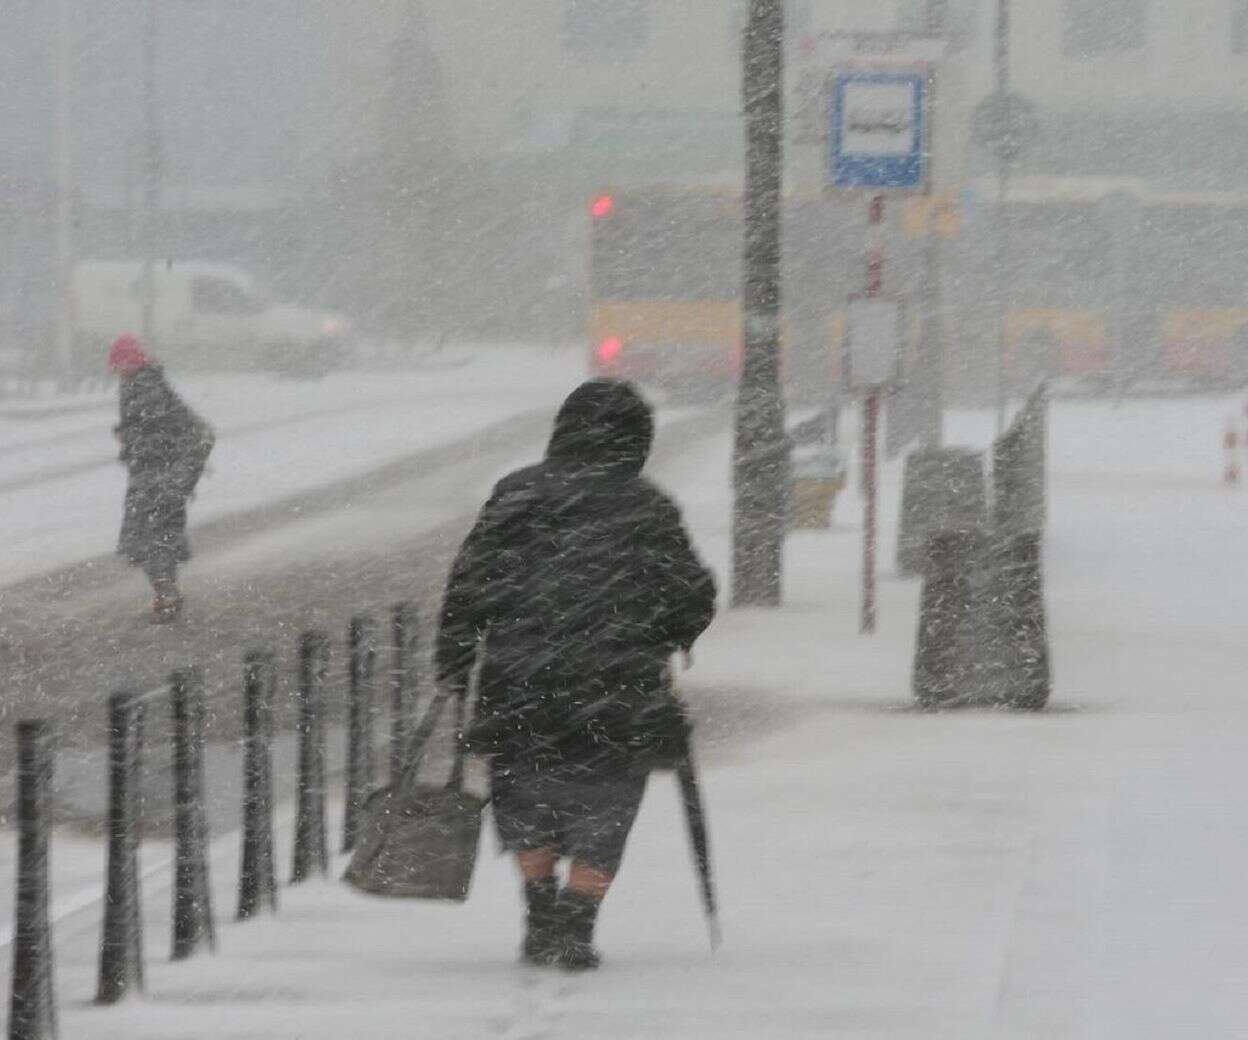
[343,688,487,900]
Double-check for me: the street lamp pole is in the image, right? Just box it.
[140,0,162,347]
[55,0,75,381]
[993,0,1011,434]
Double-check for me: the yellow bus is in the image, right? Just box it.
[585,187,856,400]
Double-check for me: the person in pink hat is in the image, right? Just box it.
[110,336,214,622]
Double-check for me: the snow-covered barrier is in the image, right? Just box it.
[912,386,1051,709]
[895,447,989,577]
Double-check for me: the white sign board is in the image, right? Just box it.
[844,296,902,390]
[806,32,946,66]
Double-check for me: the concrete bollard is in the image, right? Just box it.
[896,448,988,577]
[97,692,145,1004]
[238,651,278,920]
[343,615,377,854]
[291,631,330,883]
[170,669,216,960]
[912,531,977,708]
[389,603,420,785]
[994,534,1052,711]
[8,721,56,1040]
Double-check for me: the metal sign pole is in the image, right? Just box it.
[828,51,936,637]
[861,193,884,635]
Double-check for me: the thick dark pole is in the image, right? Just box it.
[343,615,376,853]
[8,721,56,1040]
[97,692,145,1004]
[733,0,787,608]
[292,631,330,883]
[170,669,215,960]
[238,651,278,920]
[389,603,419,784]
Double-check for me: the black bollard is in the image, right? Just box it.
[996,534,1052,711]
[389,603,420,784]
[343,615,377,854]
[170,668,216,960]
[8,721,56,1040]
[291,631,330,883]
[912,532,976,709]
[97,692,145,1004]
[238,652,278,920]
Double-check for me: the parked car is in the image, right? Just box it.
[72,261,352,376]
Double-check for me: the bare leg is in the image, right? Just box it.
[566,862,613,900]
[517,848,559,881]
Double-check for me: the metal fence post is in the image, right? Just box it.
[97,692,145,1004]
[291,631,330,883]
[8,720,56,1040]
[343,615,376,853]
[170,668,215,960]
[238,651,278,920]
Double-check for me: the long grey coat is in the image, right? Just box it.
[115,366,213,567]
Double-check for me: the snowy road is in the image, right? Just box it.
[5,393,1248,1038]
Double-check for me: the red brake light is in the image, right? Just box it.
[598,337,623,363]
[591,194,615,219]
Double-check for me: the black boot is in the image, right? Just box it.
[554,889,602,972]
[521,877,561,966]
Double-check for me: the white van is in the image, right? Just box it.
[72,261,352,375]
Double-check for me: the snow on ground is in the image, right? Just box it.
[0,344,577,586]
[7,394,1248,1038]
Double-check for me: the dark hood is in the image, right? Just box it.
[545,380,654,476]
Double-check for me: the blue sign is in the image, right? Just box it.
[830,71,927,191]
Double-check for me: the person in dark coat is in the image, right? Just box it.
[110,335,214,623]
[437,379,716,971]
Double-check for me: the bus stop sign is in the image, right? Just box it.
[829,70,928,191]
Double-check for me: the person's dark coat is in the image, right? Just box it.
[436,380,716,773]
[115,365,213,567]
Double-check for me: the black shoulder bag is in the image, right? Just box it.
[343,686,487,901]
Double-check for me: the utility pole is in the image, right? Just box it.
[55,0,74,382]
[993,0,1011,434]
[921,0,946,446]
[140,0,162,347]
[733,0,787,608]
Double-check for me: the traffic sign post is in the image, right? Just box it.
[827,54,933,636]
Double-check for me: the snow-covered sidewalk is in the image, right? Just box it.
[12,396,1248,1038]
